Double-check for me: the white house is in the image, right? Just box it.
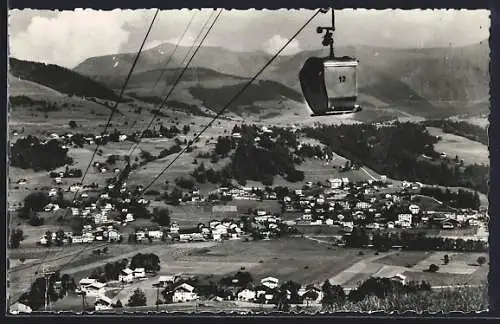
[261,277,279,290]
[82,282,107,297]
[329,178,343,189]
[237,289,256,302]
[158,275,176,287]
[148,230,164,240]
[94,296,114,311]
[397,214,413,228]
[49,188,58,197]
[409,204,420,215]
[125,213,134,222]
[69,184,82,193]
[133,268,146,279]
[170,223,180,233]
[119,268,134,283]
[107,229,121,242]
[299,286,323,303]
[172,283,199,303]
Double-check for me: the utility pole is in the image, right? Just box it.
[81,291,87,312]
[41,265,55,312]
[156,285,160,311]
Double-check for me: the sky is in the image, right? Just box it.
[8,9,490,68]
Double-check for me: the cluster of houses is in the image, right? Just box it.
[278,177,487,234]
[87,268,412,311]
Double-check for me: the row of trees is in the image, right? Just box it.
[11,136,73,171]
[303,122,488,194]
[345,227,488,252]
[422,119,488,146]
[420,186,481,209]
[89,259,129,282]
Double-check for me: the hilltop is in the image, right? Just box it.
[9,58,121,102]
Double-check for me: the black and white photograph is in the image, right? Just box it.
[6,7,491,314]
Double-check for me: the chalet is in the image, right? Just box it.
[209,220,221,228]
[94,296,114,311]
[328,178,343,189]
[409,204,420,215]
[119,268,134,283]
[299,286,323,303]
[83,282,107,297]
[302,214,312,221]
[397,214,413,228]
[172,283,199,303]
[158,275,176,287]
[237,289,256,302]
[170,223,180,233]
[107,229,121,242]
[135,230,147,242]
[356,201,371,210]
[125,213,134,222]
[261,277,279,289]
[133,268,146,279]
[213,224,228,235]
[148,229,164,240]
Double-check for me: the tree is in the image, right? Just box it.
[428,264,439,272]
[128,288,147,307]
[152,207,171,226]
[69,120,77,129]
[321,279,346,311]
[9,228,24,248]
[444,254,450,265]
[477,256,487,266]
[23,192,50,211]
[115,299,123,308]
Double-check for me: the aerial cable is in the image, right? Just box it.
[125,9,222,161]
[73,9,160,201]
[10,10,160,307]
[126,9,216,141]
[141,9,323,192]
[127,11,198,131]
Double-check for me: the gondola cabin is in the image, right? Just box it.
[299,56,361,117]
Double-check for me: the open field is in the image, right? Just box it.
[11,236,489,311]
[426,127,489,166]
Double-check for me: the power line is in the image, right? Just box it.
[141,9,323,192]
[125,9,222,161]
[74,9,160,201]
[127,11,198,132]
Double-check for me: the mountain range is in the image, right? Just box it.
[9,40,490,122]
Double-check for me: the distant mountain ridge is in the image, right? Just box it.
[9,40,489,121]
[73,40,489,120]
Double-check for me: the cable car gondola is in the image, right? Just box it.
[299,8,362,117]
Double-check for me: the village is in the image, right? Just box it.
[33,168,488,249]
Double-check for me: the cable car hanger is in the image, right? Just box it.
[300,8,362,117]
